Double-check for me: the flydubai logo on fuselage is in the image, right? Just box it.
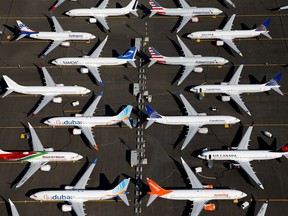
[64,120,83,125]
[43,194,74,200]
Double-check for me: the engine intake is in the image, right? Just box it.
[216,40,224,46]
[198,127,208,134]
[221,96,230,102]
[89,18,97,23]
[204,203,215,211]
[190,17,200,23]
[80,68,89,74]
[61,42,70,47]
[40,164,51,172]
[73,129,82,135]
[62,204,72,212]
[194,67,203,73]
[53,97,62,103]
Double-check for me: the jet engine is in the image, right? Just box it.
[40,164,51,172]
[204,203,216,211]
[44,148,54,152]
[194,67,203,73]
[198,127,208,134]
[62,204,72,212]
[53,97,62,103]
[198,113,207,116]
[61,41,70,47]
[64,186,74,189]
[73,129,82,135]
[89,18,97,23]
[75,114,83,117]
[190,17,200,22]
[80,68,89,74]
[221,96,230,102]
[56,83,64,87]
[203,184,213,189]
[220,82,228,85]
[216,40,224,46]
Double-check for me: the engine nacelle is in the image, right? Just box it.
[190,17,200,23]
[56,83,64,87]
[80,67,89,74]
[70,0,77,2]
[73,128,82,135]
[44,148,54,152]
[40,164,51,172]
[198,127,208,134]
[61,41,70,47]
[198,113,207,116]
[221,96,230,102]
[64,186,74,190]
[75,114,83,117]
[53,97,62,103]
[61,204,72,212]
[194,67,203,73]
[216,40,224,46]
[203,184,213,189]
[220,82,228,85]
[89,18,97,23]
[204,203,216,211]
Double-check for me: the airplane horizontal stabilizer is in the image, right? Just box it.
[2,89,13,98]
[148,59,157,67]
[272,87,283,96]
[128,60,137,68]
[145,119,155,129]
[147,194,158,206]
[122,119,132,128]
[149,10,158,17]
[16,34,26,41]
[130,11,138,17]
[118,194,129,206]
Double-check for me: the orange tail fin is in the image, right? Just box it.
[146,178,172,196]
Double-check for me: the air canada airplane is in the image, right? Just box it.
[0,123,83,188]
[2,66,90,115]
[52,36,137,86]
[30,158,131,216]
[149,0,222,33]
[16,14,96,57]
[146,157,247,215]
[198,126,288,189]
[44,91,133,151]
[187,14,271,56]
[145,92,240,150]
[148,35,228,85]
[190,64,283,116]
[65,0,138,31]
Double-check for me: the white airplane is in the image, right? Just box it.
[65,0,138,31]
[146,157,247,215]
[8,199,20,216]
[145,92,240,150]
[30,158,131,216]
[2,66,90,115]
[0,123,83,188]
[190,64,283,116]
[225,0,236,8]
[148,35,229,85]
[16,13,96,57]
[52,36,137,86]
[149,0,222,33]
[279,5,288,10]
[44,91,133,151]
[198,126,288,189]
[50,0,66,10]
[187,14,272,56]
[257,201,268,216]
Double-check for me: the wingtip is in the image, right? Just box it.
[93,146,99,151]
[99,91,103,96]
[100,82,104,87]
[240,60,245,65]
[92,158,98,164]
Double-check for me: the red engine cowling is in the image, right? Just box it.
[203,184,213,189]
[204,203,216,211]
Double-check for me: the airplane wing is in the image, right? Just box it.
[177,16,192,33]
[237,126,253,150]
[16,162,47,188]
[221,38,243,56]
[222,14,236,31]
[179,93,198,115]
[228,94,251,116]
[228,64,244,85]
[28,122,44,151]
[177,35,193,57]
[181,126,200,150]
[90,36,108,58]
[190,201,206,216]
[181,157,203,188]
[225,0,236,8]
[257,202,268,216]
[79,126,97,150]
[69,201,86,216]
[42,40,63,57]
[32,95,55,115]
[94,16,110,31]
[74,158,97,189]
[237,160,264,189]
[179,0,191,8]
[8,199,20,216]
[51,14,64,32]
[98,0,109,9]
[83,91,103,116]
[41,66,56,86]
[51,0,66,10]
[87,66,103,86]
[178,65,195,85]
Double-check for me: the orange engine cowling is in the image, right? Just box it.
[204,203,216,211]
[203,184,213,189]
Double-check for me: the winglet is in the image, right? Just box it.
[99,91,103,96]
[92,158,97,165]
[99,82,104,87]
[93,146,99,151]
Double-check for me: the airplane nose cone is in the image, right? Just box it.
[78,155,84,160]
[187,34,193,39]
[241,192,247,198]
[91,35,96,39]
[198,154,205,160]
[65,11,71,16]
[30,194,36,199]
[217,9,223,14]
[44,120,50,125]
[51,60,57,65]
[224,59,229,64]
[190,87,197,93]
[235,118,241,123]
[86,88,91,93]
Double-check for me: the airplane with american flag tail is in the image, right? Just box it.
[30,158,131,216]
[0,123,83,189]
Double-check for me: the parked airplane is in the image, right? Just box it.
[145,92,240,150]
[2,66,90,115]
[198,126,288,189]
[225,0,236,8]
[30,158,131,216]
[0,123,83,188]
[187,14,271,56]
[148,35,228,85]
[279,5,288,10]
[65,0,138,31]
[52,36,137,86]
[257,201,268,216]
[8,199,20,216]
[149,0,222,33]
[146,157,246,215]
[16,14,96,57]
[44,91,133,151]
[190,64,283,116]
[50,0,66,10]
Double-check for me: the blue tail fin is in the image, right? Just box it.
[256,18,271,31]
[118,47,137,60]
[145,105,162,118]
[265,73,282,86]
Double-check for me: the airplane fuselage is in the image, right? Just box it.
[66,8,134,17]
[155,56,228,66]
[27,31,95,41]
[154,8,222,16]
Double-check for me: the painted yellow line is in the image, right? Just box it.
[0,40,92,43]
[0,199,130,203]
[0,65,131,69]
[0,161,81,164]
[0,125,125,129]
[255,199,288,202]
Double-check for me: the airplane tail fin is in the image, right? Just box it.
[146,178,172,206]
[256,18,272,39]
[148,46,164,67]
[2,75,21,98]
[111,178,130,206]
[16,20,36,41]
[149,0,165,17]
[118,47,137,68]
[116,105,133,128]
[145,105,162,129]
[126,0,138,17]
[275,143,288,158]
[265,73,283,95]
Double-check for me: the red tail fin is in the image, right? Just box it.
[147,178,172,196]
[276,143,288,152]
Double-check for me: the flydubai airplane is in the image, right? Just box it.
[190,64,283,116]
[65,0,138,31]
[52,36,137,86]
[2,66,90,115]
[44,91,133,151]
[148,35,229,85]
[8,199,20,216]
[0,123,83,188]
[16,13,96,57]
[145,92,240,150]
[149,0,222,33]
[187,14,271,56]
[146,157,247,215]
[30,158,131,216]
[198,126,288,189]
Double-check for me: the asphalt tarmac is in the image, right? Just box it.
[0,0,288,215]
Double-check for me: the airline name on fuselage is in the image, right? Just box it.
[55,119,83,125]
[211,154,237,158]
[69,34,83,38]
[42,156,65,159]
[43,194,74,200]
[195,60,217,64]
[63,60,79,65]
